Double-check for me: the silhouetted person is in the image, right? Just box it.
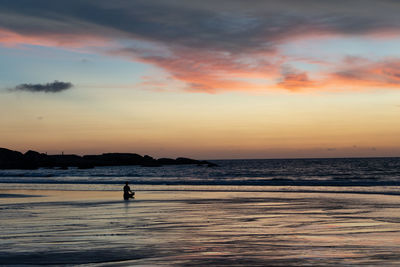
[123,181,135,200]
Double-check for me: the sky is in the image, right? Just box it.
[1,0,400,159]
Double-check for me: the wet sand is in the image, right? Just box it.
[1,189,400,266]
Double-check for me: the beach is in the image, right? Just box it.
[2,188,400,266]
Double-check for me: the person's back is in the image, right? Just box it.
[123,182,134,200]
[124,184,130,193]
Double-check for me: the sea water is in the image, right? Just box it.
[1,157,400,188]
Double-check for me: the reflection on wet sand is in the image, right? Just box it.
[1,190,400,266]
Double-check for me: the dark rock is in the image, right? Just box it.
[47,154,82,168]
[157,158,177,165]
[23,150,48,169]
[83,153,144,166]
[141,155,160,167]
[24,150,45,159]
[175,157,201,165]
[0,148,23,161]
[0,148,24,169]
[0,147,214,169]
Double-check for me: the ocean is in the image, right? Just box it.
[1,157,400,191]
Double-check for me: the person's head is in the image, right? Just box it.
[125,181,129,185]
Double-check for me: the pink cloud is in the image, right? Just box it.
[277,67,316,91]
[331,58,400,89]
[0,28,111,49]
[110,47,281,93]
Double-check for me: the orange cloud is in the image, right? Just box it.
[110,47,282,93]
[121,48,400,93]
[277,70,316,91]
[275,58,400,92]
[0,28,110,49]
[330,58,400,89]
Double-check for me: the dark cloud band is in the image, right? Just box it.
[1,0,400,52]
[12,81,73,93]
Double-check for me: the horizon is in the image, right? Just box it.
[1,1,400,159]
[2,146,400,161]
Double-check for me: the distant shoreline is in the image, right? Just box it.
[0,147,218,170]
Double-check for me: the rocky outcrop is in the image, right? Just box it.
[0,147,218,169]
[0,148,24,169]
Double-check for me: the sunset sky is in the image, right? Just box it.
[1,0,400,159]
